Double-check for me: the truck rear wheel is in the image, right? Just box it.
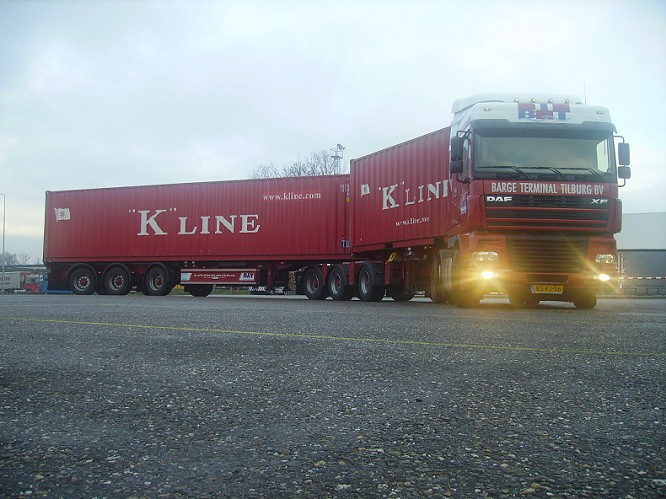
[357,265,385,302]
[303,267,328,300]
[103,265,131,295]
[328,266,354,301]
[142,265,173,296]
[69,266,97,295]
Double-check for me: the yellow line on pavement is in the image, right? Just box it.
[4,316,666,358]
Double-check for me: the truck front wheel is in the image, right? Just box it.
[451,251,480,308]
[573,291,597,309]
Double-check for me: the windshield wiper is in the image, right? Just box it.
[476,166,530,180]
[579,168,606,182]
[549,167,607,182]
[543,167,570,181]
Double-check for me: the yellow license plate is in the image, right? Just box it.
[531,284,564,294]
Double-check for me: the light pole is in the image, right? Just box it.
[330,144,345,174]
[0,192,5,294]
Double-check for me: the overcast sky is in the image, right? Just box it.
[1,0,665,262]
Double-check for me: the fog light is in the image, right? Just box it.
[472,251,499,262]
[481,270,495,280]
[595,254,615,264]
[596,273,611,282]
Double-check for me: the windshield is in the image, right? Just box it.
[472,128,616,182]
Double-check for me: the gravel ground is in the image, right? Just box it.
[1,294,665,498]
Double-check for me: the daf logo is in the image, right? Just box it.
[486,196,513,202]
[591,199,609,205]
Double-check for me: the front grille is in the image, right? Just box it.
[507,234,586,273]
[486,196,609,229]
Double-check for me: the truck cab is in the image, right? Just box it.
[444,94,631,308]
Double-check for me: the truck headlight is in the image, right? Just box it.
[595,273,611,282]
[472,251,499,262]
[481,270,496,280]
[595,254,615,264]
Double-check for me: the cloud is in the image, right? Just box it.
[0,0,665,260]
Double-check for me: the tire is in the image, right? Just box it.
[187,284,213,297]
[103,265,131,295]
[357,265,385,302]
[573,292,597,309]
[429,258,447,303]
[451,251,480,308]
[387,280,414,302]
[142,265,173,296]
[69,267,97,295]
[508,292,527,308]
[389,290,414,302]
[328,266,354,301]
[303,267,328,300]
[508,289,540,307]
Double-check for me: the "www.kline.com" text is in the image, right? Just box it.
[396,216,430,227]
[263,192,322,201]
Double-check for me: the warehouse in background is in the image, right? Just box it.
[616,212,666,296]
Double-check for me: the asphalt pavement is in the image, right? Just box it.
[1,294,665,497]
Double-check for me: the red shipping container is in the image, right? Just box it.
[350,128,450,251]
[44,175,350,263]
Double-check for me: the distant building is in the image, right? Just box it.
[616,212,666,295]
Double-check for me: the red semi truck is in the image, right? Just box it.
[44,94,631,308]
[1,271,43,293]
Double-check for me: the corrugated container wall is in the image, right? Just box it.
[44,175,350,263]
[350,127,450,251]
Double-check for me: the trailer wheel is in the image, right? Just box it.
[303,267,328,300]
[573,291,597,309]
[103,265,131,295]
[357,265,385,302]
[143,265,173,296]
[328,266,354,301]
[187,284,213,297]
[69,266,97,295]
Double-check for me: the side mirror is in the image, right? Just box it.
[450,135,464,175]
[618,142,630,166]
[450,136,464,162]
[618,166,631,180]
